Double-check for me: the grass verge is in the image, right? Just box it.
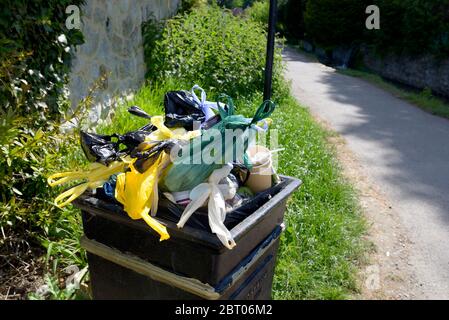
[269,94,367,299]
[339,68,449,120]
[97,81,367,300]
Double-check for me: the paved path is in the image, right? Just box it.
[284,47,449,299]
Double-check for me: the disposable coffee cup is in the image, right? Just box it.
[245,145,274,193]
[247,145,271,166]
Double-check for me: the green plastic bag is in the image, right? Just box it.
[160,95,275,192]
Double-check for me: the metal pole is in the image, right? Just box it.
[263,0,277,101]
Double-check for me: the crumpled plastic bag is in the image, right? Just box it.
[147,115,201,141]
[127,105,152,120]
[48,161,126,208]
[190,85,229,124]
[80,132,119,165]
[164,90,206,130]
[176,164,237,249]
[80,106,155,166]
[163,173,239,207]
[80,130,153,166]
[163,85,227,130]
[114,152,171,241]
[161,96,276,192]
[131,115,201,173]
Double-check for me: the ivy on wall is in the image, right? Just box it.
[0,0,85,121]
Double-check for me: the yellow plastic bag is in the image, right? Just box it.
[132,116,201,165]
[144,116,200,145]
[48,116,197,241]
[114,152,171,241]
[48,161,126,208]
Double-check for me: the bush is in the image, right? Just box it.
[178,0,208,13]
[280,0,449,57]
[0,76,101,297]
[0,0,90,298]
[0,99,94,242]
[246,0,269,25]
[0,0,84,119]
[0,0,89,247]
[0,104,88,297]
[218,0,255,8]
[143,5,285,100]
[303,0,370,49]
[370,0,449,56]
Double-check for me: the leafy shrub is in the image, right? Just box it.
[303,0,370,49]
[0,108,90,236]
[246,0,270,25]
[178,0,208,13]
[218,0,252,8]
[0,85,98,298]
[141,16,165,81]
[143,5,285,99]
[0,74,107,247]
[0,0,84,119]
[0,106,86,298]
[370,0,449,56]
[0,0,91,240]
[0,1,89,298]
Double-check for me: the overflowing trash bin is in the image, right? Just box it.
[48,85,301,299]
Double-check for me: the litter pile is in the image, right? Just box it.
[48,86,280,250]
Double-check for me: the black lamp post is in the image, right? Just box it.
[263,0,277,101]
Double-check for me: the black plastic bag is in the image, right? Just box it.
[80,131,153,165]
[127,105,152,120]
[164,90,206,130]
[131,140,175,173]
[119,130,151,150]
[80,106,155,165]
[80,132,120,165]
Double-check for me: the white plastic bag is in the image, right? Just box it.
[176,164,237,249]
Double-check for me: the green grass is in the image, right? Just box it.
[97,79,182,134]
[98,81,367,300]
[339,68,449,120]
[270,95,367,299]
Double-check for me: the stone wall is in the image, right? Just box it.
[69,0,180,123]
[361,47,449,99]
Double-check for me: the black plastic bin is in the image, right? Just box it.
[74,175,301,300]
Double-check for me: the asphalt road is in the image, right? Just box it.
[284,47,449,299]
